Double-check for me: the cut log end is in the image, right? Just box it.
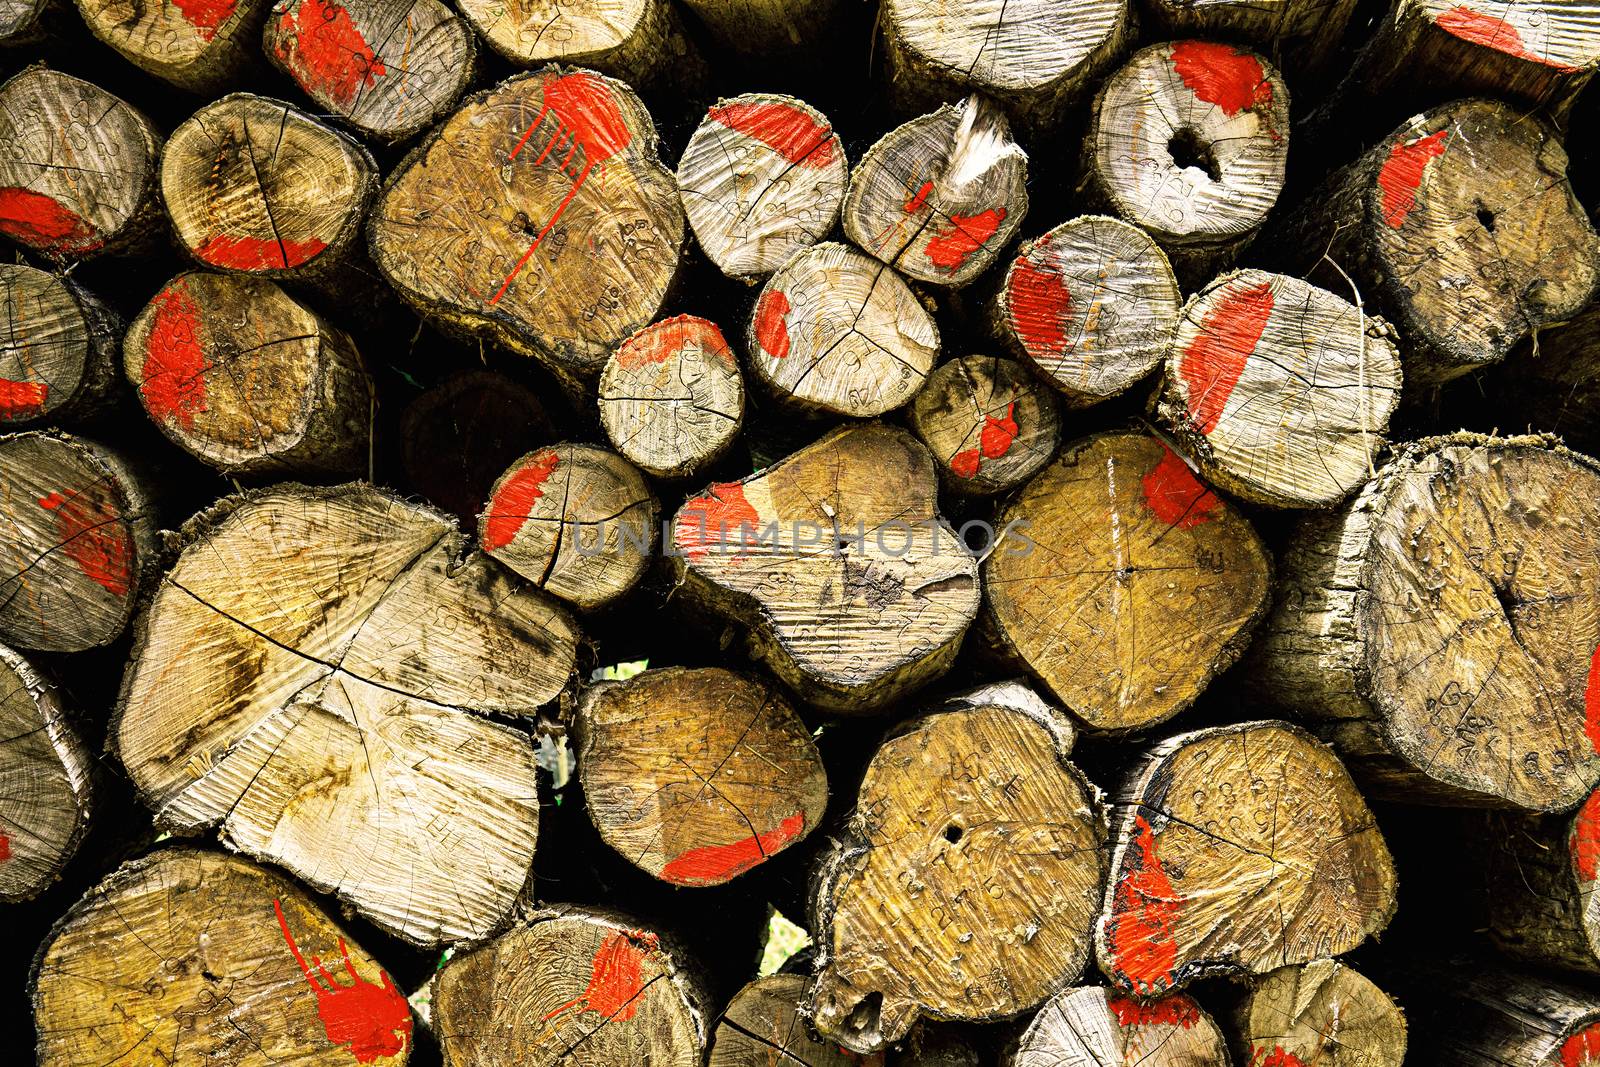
[908,354,1060,495]
[453,0,699,87]
[0,264,121,427]
[1234,960,1408,1067]
[1011,987,1230,1066]
[74,0,263,90]
[711,974,875,1067]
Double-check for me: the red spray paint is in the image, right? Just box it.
[0,379,47,420]
[276,0,387,109]
[951,402,1019,479]
[490,72,634,305]
[1585,643,1600,755]
[1572,790,1600,882]
[482,450,560,551]
[1179,280,1274,434]
[0,834,9,861]
[1171,41,1274,117]
[1435,6,1578,70]
[1377,129,1449,229]
[544,929,660,1025]
[274,900,411,1063]
[1249,1048,1309,1067]
[38,488,130,597]
[1563,1024,1600,1067]
[1108,993,1199,1028]
[708,102,836,167]
[754,289,791,359]
[676,482,760,560]
[1140,444,1220,528]
[174,0,238,40]
[617,315,732,371]
[193,233,328,271]
[141,279,209,431]
[925,209,1005,271]
[660,810,805,885]
[904,181,934,214]
[0,188,99,255]
[1109,814,1180,994]
[1007,252,1072,358]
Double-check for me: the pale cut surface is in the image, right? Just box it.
[116,484,580,945]
[0,0,45,38]
[456,0,643,61]
[711,975,880,1067]
[747,242,937,416]
[1237,960,1407,1067]
[907,354,1059,495]
[75,0,261,87]
[1414,0,1600,69]
[0,266,109,426]
[678,94,846,280]
[1013,986,1230,1067]
[1097,722,1396,995]
[35,848,412,1067]
[886,0,1125,91]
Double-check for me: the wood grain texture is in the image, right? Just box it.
[1234,960,1407,1067]
[452,0,702,88]
[74,0,267,89]
[710,974,879,1067]
[1138,0,1364,74]
[0,264,122,427]
[907,353,1059,496]
[1011,986,1230,1066]
[1384,960,1600,1066]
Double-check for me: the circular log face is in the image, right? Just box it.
[810,703,1106,1052]
[577,667,826,887]
[116,484,581,945]
[599,315,743,479]
[162,94,375,276]
[997,215,1180,405]
[1415,0,1600,72]
[1359,437,1600,811]
[373,68,684,379]
[124,271,371,475]
[984,432,1271,733]
[432,910,705,1067]
[1158,270,1402,509]
[0,433,150,653]
[264,0,476,141]
[1238,961,1407,1067]
[35,849,413,1067]
[0,643,91,902]
[75,0,261,87]
[908,354,1059,495]
[0,68,158,259]
[1013,987,1229,1067]
[1092,41,1287,246]
[842,95,1027,287]
[747,243,937,416]
[455,0,643,63]
[711,975,877,1067]
[678,94,846,280]
[1366,100,1599,376]
[1097,721,1397,996]
[0,266,101,426]
[885,0,1125,93]
[671,423,979,710]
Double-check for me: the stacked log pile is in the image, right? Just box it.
[10,1,1600,1065]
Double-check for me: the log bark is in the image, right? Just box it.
[1266,98,1600,386]
[0,66,163,261]
[1095,720,1398,995]
[123,271,372,477]
[1485,793,1600,974]
[33,847,414,1066]
[879,0,1132,132]
[480,443,658,610]
[1490,301,1600,454]
[983,431,1272,734]
[746,242,938,417]
[1138,0,1364,75]
[1232,960,1408,1067]
[668,422,979,711]
[599,314,743,480]
[1382,958,1600,1066]
[1152,269,1403,509]
[73,0,267,90]
[0,431,158,653]
[1010,987,1231,1067]
[575,667,826,886]
[0,263,122,427]
[0,0,53,44]
[807,681,1107,1052]
[0,642,92,902]
[372,68,685,389]
[264,0,478,143]
[161,93,378,280]
[679,0,842,60]
[1244,432,1600,811]
[1083,41,1289,288]
[907,353,1060,496]
[993,214,1181,408]
[114,483,581,946]
[431,904,709,1067]
[451,0,702,91]
[677,93,847,283]
[841,94,1028,288]
[711,974,875,1067]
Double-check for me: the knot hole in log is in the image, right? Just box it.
[1168,125,1220,182]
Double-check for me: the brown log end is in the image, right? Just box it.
[711,974,872,1067]
[1011,987,1230,1066]
[1234,960,1407,1067]
[908,354,1059,496]
[0,263,122,427]
[73,0,265,90]
[452,0,700,87]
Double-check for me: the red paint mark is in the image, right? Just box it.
[275,899,411,1063]
[754,289,791,359]
[925,209,1006,272]
[617,315,732,371]
[1564,1025,1600,1067]
[173,0,237,40]
[1008,253,1072,358]
[660,810,805,886]
[0,188,99,255]
[952,402,1020,480]
[1436,6,1579,71]
[1585,643,1600,756]
[141,279,208,431]
[1171,41,1274,118]
[1179,279,1274,434]
[38,488,130,598]
[950,450,981,478]
[193,233,328,271]
[676,481,760,560]
[1140,445,1220,528]
[708,102,835,168]
[1377,129,1449,229]
[904,181,933,214]
[489,72,634,306]
[0,834,9,861]
[1574,791,1600,882]
[1108,994,1199,1028]
[0,379,47,420]
[544,929,660,1025]
[1249,1048,1309,1067]
[483,450,559,551]
[275,0,387,109]
[1109,813,1180,995]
